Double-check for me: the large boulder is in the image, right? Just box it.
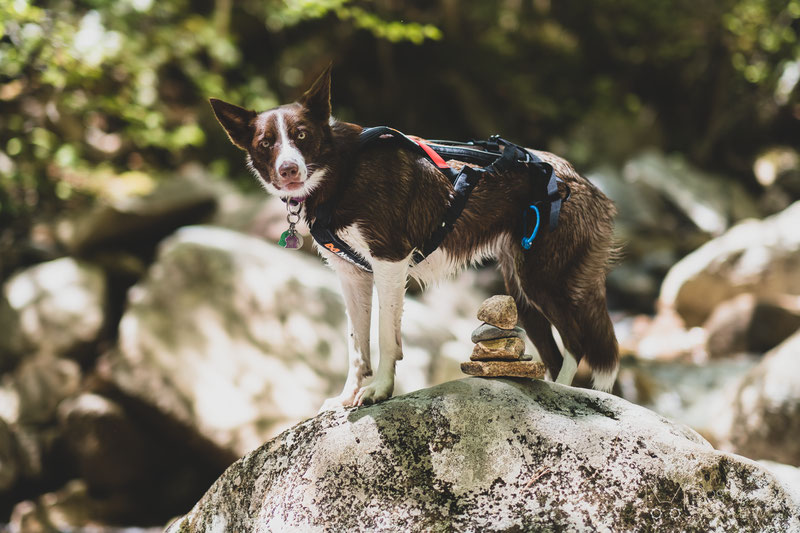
[54,392,224,523]
[712,331,800,466]
[659,201,800,326]
[703,293,800,358]
[614,355,758,441]
[103,225,465,459]
[2,257,107,359]
[759,461,800,509]
[169,378,799,533]
[103,226,348,459]
[587,151,760,311]
[56,173,217,255]
[623,150,758,236]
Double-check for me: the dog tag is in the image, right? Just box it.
[280,199,305,250]
[282,230,303,249]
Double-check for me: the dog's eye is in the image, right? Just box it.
[260,138,271,148]
[297,131,307,140]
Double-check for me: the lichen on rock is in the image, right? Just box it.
[169,378,800,533]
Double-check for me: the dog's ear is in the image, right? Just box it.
[299,64,332,122]
[209,98,256,150]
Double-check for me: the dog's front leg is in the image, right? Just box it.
[320,262,374,411]
[355,258,408,406]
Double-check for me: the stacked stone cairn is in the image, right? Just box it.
[460,295,546,379]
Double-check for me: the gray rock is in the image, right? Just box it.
[476,295,517,329]
[712,331,800,465]
[659,201,800,326]
[759,461,800,509]
[588,164,669,234]
[57,393,165,491]
[2,257,107,358]
[1,355,81,425]
[703,293,800,358]
[56,173,217,254]
[588,164,709,311]
[104,226,348,458]
[10,481,92,533]
[104,226,466,458]
[470,338,525,361]
[615,356,759,440]
[755,147,800,214]
[8,478,164,533]
[0,418,45,494]
[623,150,759,235]
[470,323,525,343]
[169,378,799,533]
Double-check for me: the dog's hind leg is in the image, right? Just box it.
[499,250,565,380]
[574,283,619,392]
[501,247,596,387]
[320,261,374,411]
[529,282,619,392]
[517,301,567,381]
[354,258,408,406]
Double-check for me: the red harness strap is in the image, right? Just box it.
[409,136,451,170]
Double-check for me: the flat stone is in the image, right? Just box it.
[471,323,526,344]
[470,338,525,361]
[476,295,517,329]
[460,360,546,379]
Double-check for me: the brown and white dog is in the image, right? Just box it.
[210,66,619,409]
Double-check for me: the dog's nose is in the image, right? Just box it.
[279,161,299,180]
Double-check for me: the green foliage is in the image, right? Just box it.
[0,0,440,231]
[270,0,441,43]
[725,0,800,83]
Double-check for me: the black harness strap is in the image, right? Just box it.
[308,127,568,273]
[412,164,484,264]
[309,201,373,272]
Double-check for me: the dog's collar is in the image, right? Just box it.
[280,196,307,206]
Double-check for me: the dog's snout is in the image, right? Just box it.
[279,161,299,180]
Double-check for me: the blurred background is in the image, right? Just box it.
[1,0,799,530]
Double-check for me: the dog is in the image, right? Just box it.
[210,66,619,409]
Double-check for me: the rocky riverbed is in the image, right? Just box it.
[1,151,800,531]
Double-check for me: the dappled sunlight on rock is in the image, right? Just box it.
[659,201,800,326]
[4,258,106,358]
[106,226,352,455]
[711,331,800,466]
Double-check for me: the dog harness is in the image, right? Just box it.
[298,127,568,273]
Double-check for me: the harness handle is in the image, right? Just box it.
[521,204,541,250]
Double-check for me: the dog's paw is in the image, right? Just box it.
[318,393,357,413]
[354,378,393,406]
